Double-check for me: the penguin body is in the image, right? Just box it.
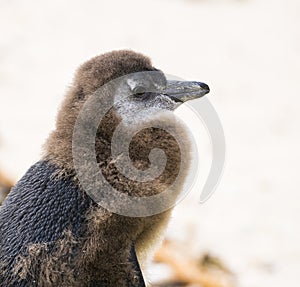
[0,50,209,286]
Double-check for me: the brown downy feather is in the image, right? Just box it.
[41,50,191,285]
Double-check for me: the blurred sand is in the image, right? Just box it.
[0,0,300,286]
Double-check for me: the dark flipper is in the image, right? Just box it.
[128,242,146,287]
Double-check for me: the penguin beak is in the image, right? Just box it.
[164,80,210,103]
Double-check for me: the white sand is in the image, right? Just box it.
[0,0,299,286]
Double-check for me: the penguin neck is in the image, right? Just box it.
[43,104,190,198]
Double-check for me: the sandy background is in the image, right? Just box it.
[0,0,299,286]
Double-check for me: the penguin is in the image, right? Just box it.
[0,50,210,287]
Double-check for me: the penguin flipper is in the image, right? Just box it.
[128,242,146,287]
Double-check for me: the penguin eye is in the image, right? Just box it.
[132,86,146,96]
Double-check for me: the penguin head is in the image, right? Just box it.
[72,50,210,125]
[45,50,209,172]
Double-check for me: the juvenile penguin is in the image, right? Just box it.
[0,50,209,286]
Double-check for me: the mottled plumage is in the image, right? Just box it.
[0,50,209,286]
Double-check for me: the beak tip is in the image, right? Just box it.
[198,82,210,94]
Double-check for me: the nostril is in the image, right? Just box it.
[198,82,210,92]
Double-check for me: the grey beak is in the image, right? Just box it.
[164,80,210,103]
